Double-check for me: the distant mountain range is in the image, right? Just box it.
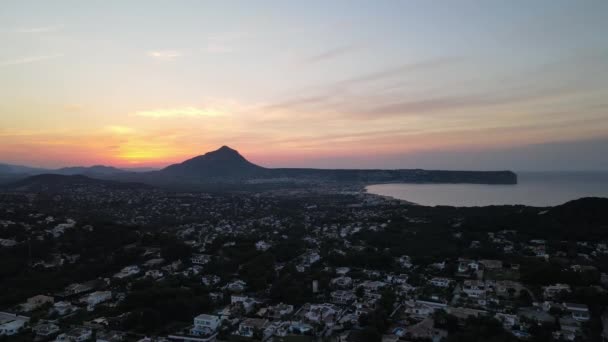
[0,145,518,188]
[7,174,152,192]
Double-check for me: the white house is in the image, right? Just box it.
[563,303,590,321]
[235,318,268,338]
[32,322,60,338]
[463,280,486,298]
[113,265,140,279]
[429,277,451,288]
[56,327,92,341]
[80,291,112,311]
[331,290,356,305]
[51,301,77,316]
[331,276,353,288]
[542,284,571,299]
[191,254,212,265]
[0,312,29,336]
[191,314,221,336]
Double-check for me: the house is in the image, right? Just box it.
[543,284,571,299]
[266,303,294,319]
[96,330,126,342]
[80,291,112,311]
[273,321,314,337]
[56,327,92,341]
[145,270,164,280]
[331,276,353,288]
[335,267,351,275]
[0,312,30,336]
[231,295,257,314]
[255,241,271,251]
[446,307,487,321]
[462,280,486,298]
[32,322,60,338]
[191,314,221,336]
[563,303,590,321]
[359,280,387,294]
[406,318,447,341]
[331,290,356,305]
[191,254,211,265]
[397,255,413,269]
[429,277,451,288]
[403,300,447,319]
[20,294,54,312]
[495,313,518,328]
[479,259,502,270]
[225,280,247,293]
[113,265,140,279]
[303,303,340,326]
[202,275,221,287]
[62,282,94,297]
[458,259,479,273]
[52,301,77,316]
[235,318,268,338]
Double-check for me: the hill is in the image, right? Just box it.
[5,174,152,193]
[161,145,266,180]
[155,146,517,185]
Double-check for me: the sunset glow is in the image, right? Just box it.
[1,1,607,170]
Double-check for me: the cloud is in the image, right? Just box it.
[335,57,457,87]
[134,107,224,118]
[147,50,183,61]
[0,54,63,67]
[306,45,356,63]
[105,126,135,135]
[13,26,61,33]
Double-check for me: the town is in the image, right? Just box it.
[0,179,607,341]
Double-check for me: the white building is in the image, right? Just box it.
[0,312,29,336]
[113,265,140,279]
[563,303,590,321]
[80,291,112,311]
[191,314,221,336]
[463,280,486,298]
[429,277,451,288]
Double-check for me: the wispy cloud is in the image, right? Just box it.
[134,107,224,118]
[306,45,356,63]
[105,126,136,135]
[147,50,183,61]
[13,25,61,33]
[0,54,63,67]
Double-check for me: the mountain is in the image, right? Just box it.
[1,146,519,188]
[55,165,128,177]
[161,145,266,179]
[547,197,608,226]
[0,163,49,175]
[5,174,151,193]
[154,146,517,185]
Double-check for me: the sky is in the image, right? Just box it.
[0,0,607,171]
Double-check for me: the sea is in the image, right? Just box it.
[365,172,608,207]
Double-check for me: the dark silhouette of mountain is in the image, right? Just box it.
[0,163,49,175]
[161,145,266,179]
[1,146,518,187]
[154,145,517,185]
[547,197,608,226]
[55,165,128,177]
[5,174,151,192]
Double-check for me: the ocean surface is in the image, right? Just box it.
[366,172,608,207]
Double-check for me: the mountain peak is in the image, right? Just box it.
[209,145,239,156]
[161,145,265,178]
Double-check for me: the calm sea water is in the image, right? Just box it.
[366,172,608,207]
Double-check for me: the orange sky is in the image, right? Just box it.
[1,1,607,170]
